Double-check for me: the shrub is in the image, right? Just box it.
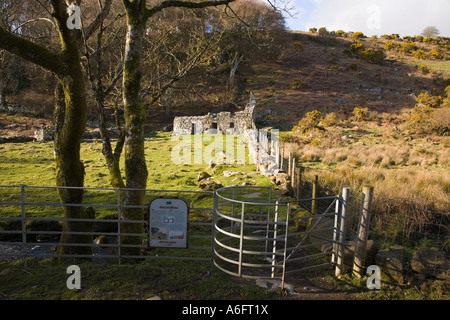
[413,49,427,59]
[349,43,364,53]
[336,30,345,37]
[418,64,429,74]
[428,50,441,59]
[400,41,417,54]
[406,106,450,136]
[384,40,397,51]
[347,63,358,72]
[294,110,323,134]
[290,78,309,90]
[321,112,339,127]
[358,48,385,64]
[309,28,317,33]
[318,27,328,37]
[293,42,304,52]
[353,107,368,120]
[280,132,298,143]
[443,86,450,107]
[416,92,443,108]
[352,32,365,40]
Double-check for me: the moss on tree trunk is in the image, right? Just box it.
[120,11,148,258]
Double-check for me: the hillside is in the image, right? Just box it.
[2,30,449,132]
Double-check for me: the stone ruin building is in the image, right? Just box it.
[172,93,257,135]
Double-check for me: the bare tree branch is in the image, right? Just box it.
[0,26,62,74]
[146,0,235,19]
[84,0,113,40]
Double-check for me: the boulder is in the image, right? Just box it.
[375,245,405,284]
[271,172,289,186]
[277,183,294,197]
[411,247,449,278]
[222,171,242,177]
[198,179,223,191]
[197,172,211,182]
[308,218,335,253]
[343,240,379,273]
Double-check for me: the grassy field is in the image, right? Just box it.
[0,132,269,189]
[399,57,450,77]
[0,132,273,217]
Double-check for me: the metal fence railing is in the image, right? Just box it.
[0,185,215,267]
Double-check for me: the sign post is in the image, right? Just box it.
[149,198,188,248]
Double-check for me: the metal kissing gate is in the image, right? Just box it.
[213,186,349,288]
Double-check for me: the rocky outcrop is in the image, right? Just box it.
[375,245,405,284]
[411,247,450,279]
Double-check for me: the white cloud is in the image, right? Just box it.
[287,0,450,37]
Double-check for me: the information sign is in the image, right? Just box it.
[149,198,188,248]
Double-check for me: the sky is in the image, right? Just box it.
[284,0,450,37]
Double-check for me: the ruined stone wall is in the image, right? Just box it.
[173,99,256,135]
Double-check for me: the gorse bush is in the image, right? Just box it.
[418,64,429,74]
[347,43,385,64]
[358,48,385,64]
[413,49,427,59]
[293,42,304,52]
[428,50,441,59]
[352,32,365,40]
[290,78,309,90]
[293,110,323,134]
[318,27,328,36]
[400,41,417,54]
[416,92,443,108]
[336,30,345,37]
[384,40,398,51]
[349,43,364,53]
[353,107,368,120]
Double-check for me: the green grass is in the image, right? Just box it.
[0,259,281,300]
[0,132,276,243]
[0,132,270,189]
[399,57,450,76]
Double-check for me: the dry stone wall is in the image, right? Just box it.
[173,96,257,135]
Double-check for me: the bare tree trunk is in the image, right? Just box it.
[120,6,148,257]
[0,82,6,108]
[229,52,243,89]
[53,82,92,261]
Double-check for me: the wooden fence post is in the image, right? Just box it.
[296,167,301,200]
[288,153,292,179]
[280,148,284,171]
[352,186,374,278]
[311,175,318,215]
[291,158,296,189]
